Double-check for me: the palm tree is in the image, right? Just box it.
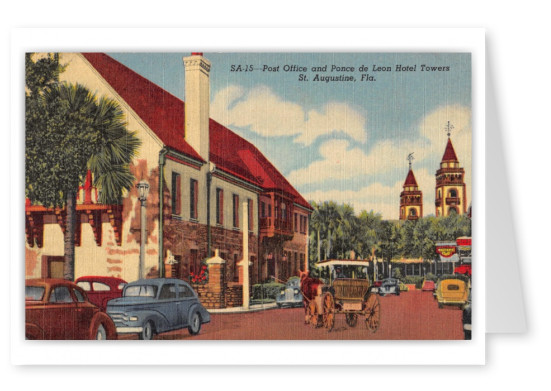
[26,79,140,280]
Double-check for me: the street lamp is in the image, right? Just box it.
[137,180,150,280]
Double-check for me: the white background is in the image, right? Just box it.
[2,1,548,389]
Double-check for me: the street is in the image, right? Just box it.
[119,290,465,340]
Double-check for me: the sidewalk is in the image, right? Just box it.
[208,302,279,314]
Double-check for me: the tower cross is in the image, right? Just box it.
[407,152,414,169]
[445,121,454,138]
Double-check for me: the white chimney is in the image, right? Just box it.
[183,53,211,161]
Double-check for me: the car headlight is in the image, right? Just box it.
[129,316,139,321]
[294,289,299,295]
[280,290,285,295]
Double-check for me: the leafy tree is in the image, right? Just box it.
[26,53,140,280]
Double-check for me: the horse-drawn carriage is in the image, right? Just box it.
[300,259,381,332]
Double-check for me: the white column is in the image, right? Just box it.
[241,201,250,309]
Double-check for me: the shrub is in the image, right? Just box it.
[252,282,285,300]
[425,273,438,282]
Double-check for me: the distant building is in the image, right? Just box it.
[25,53,311,285]
[435,131,467,217]
[399,155,423,220]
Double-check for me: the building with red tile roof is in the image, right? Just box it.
[25,53,311,302]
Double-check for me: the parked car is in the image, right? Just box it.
[369,280,383,294]
[462,294,472,340]
[276,277,303,308]
[75,276,127,311]
[25,278,117,340]
[435,278,469,308]
[106,278,210,340]
[378,278,400,296]
[421,279,436,292]
[454,264,472,277]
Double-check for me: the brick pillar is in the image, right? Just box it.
[206,249,226,308]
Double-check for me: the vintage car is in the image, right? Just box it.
[435,278,469,308]
[454,264,472,277]
[75,276,127,311]
[421,279,436,292]
[25,278,117,340]
[378,278,400,296]
[276,277,303,308]
[106,278,210,340]
[462,296,472,340]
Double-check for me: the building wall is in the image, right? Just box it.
[26,53,164,281]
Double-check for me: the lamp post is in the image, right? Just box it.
[137,180,150,280]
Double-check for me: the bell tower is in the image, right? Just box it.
[435,122,467,217]
[399,153,423,220]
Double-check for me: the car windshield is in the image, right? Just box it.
[124,285,157,298]
[25,286,45,301]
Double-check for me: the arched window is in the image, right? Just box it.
[409,208,416,216]
[448,207,458,215]
[448,189,457,198]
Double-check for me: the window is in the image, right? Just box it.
[449,189,457,198]
[159,284,177,299]
[233,254,239,282]
[281,202,287,220]
[216,188,224,225]
[49,286,73,303]
[410,209,416,216]
[124,285,157,297]
[92,282,110,291]
[248,199,253,231]
[76,281,91,291]
[294,213,298,232]
[190,179,198,220]
[233,194,239,228]
[261,201,266,218]
[171,172,181,215]
[177,284,194,298]
[73,289,85,302]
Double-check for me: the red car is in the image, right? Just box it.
[421,279,436,292]
[25,279,117,340]
[454,264,472,277]
[75,276,127,311]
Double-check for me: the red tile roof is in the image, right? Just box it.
[403,169,418,187]
[441,137,459,162]
[81,53,311,210]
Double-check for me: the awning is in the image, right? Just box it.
[315,259,371,268]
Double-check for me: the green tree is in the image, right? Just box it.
[26,53,141,280]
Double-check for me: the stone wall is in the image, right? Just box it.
[225,283,243,307]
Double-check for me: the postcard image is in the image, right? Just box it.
[24,51,472,341]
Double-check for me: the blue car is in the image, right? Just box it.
[106,278,210,340]
[276,277,304,308]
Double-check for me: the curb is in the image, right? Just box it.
[208,303,279,314]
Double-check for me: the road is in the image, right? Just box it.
[119,290,465,340]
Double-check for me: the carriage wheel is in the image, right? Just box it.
[322,293,335,331]
[364,294,381,333]
[345,313,358,327]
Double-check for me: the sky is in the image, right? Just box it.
[110,52,472,220]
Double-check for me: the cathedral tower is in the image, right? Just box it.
[400,153,423,220]
[435,122,467,217]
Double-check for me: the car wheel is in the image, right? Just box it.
[95,324,106,340]
[139,320,154,340]
[188,312,202,336]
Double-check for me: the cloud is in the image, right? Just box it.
[210,85,367,145]
[290,104,472,219]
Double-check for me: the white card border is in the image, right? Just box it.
[10,27,485,365]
